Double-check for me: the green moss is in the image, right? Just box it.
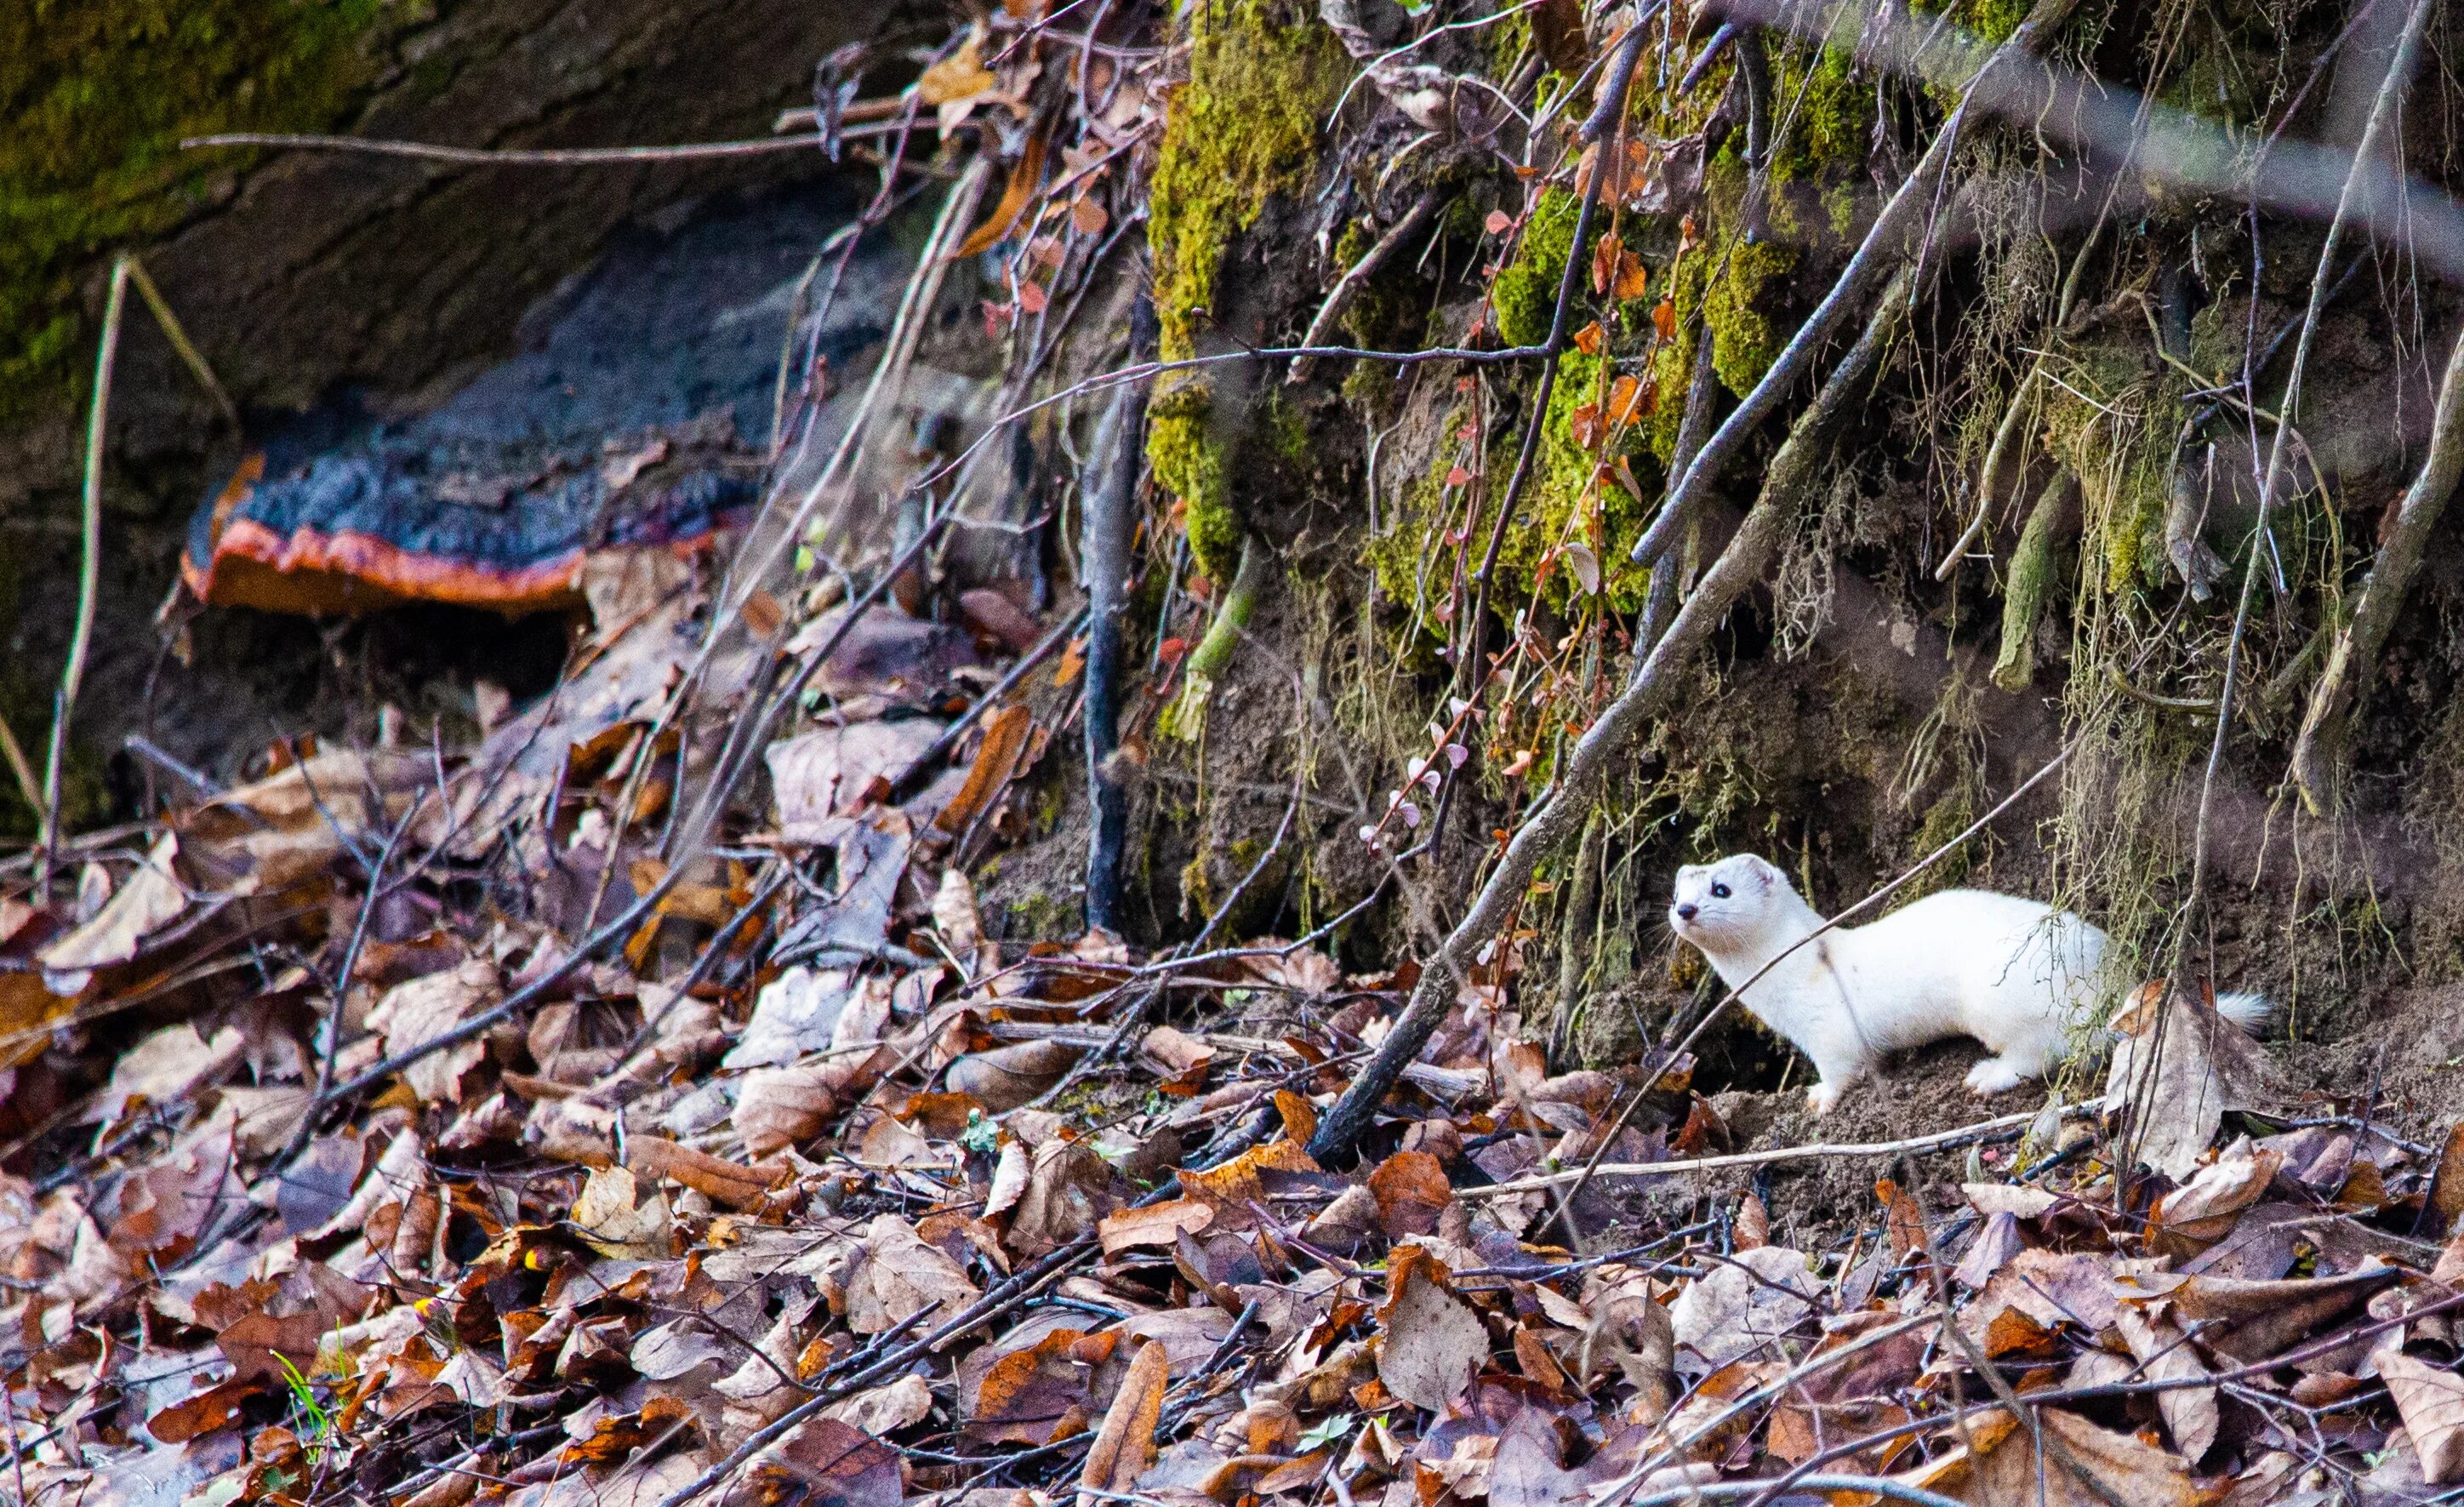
[1486,7,1534,75]
[1144,0,1342,574]
[1332,216,1421,352]
[1495,351,1657,612]
[1702,238,1798,397]
[1004,890,1077,942]
[1956,0,2030,43]
[0,0,398,418]
[1641,249,1711,464]
[1264,389,1310,464]
[1149,379,1237,577]
[1148,0,1339,362]
[1360,434,1455,620]
[1492,187,1584,348]
[1768,45,1873,183]
[1907,784,1977,895]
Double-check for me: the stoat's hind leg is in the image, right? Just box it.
[1962,1055,2031,1096]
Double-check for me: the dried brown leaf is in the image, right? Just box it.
[1079,1338,1169,1499]
[1375,1246,1486,1412]
[2382,1352,2464,1484]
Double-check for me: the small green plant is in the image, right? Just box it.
[277,1352,335,1470]
[960,1109,1001,1156]
[1298,1412,1356,1452]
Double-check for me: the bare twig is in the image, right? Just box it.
[2169,0,2430,1099]
[1082,311,1152,933]
[120,258,240,431]
[889,606,1091,798]
[181,126,928,166]
[1286,186,1443,385]
[37,256,131,897]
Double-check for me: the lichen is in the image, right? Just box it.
[0,0,399,417]
[1491,187,1584,348]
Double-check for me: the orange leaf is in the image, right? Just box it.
[932,703,1037,839]
[1273,1089,1318,1145]
[1591,231,1622,296]
[955,131,1050,260]
[1651,294,1677,341]
[1613,249,1650,302]
[1367,1150,1454,1238]
[1177,1138,1319,1207]
[1568,402,1604,452]
[1080,1339,1170,1493]
[1571,320,1606,355]
[1606,374,1645,425]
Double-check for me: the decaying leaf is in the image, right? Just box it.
[2382,1352,2464,1484]
[1375,1246,1486,1412]
[1079,1337,1169,1500]
[569,1165,676,1259]
[367,957,497,1104]
[2105,984,2273,1179]
[844,1213,983,1333]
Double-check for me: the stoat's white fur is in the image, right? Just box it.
[1668,854,2271,1116]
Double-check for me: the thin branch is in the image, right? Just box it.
[2175,0,2430,1002]
[2289,312,2464,811]
[1082,313,1150,933]
[1286,186,1443,385]
[1629,0,2083,569]
[181,126,924,166]
[120,258,240,431]
[37,257,130,897]
[1462,1105,2078,1199]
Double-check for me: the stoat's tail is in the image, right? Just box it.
[2216,991,2274,1033]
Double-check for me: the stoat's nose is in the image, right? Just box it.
[1674,903,1698,922]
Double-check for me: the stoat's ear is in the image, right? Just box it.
[1748,855,1783,889]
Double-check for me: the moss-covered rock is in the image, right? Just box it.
[1702,237,1799,397]
[1492,187,1585,348]
[1144,0,1343,577]
[0,0,399,418]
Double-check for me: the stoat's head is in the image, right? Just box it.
[1668,853,1796,950]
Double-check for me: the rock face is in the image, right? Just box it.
[2,0,915,507]
[0,0,911,819]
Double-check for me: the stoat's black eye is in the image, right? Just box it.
[1709,882,1731,899]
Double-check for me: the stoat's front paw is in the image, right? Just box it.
[1963,1058,2026,1096]
[1805,1082,1843,1116]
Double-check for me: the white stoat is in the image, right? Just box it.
[1667,853,2271,1116]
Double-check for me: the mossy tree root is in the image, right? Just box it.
[1988,471,2074,693]
[1162,535,1272,741]
[2290,317,2464,813]
[1308,268,1912,1167]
